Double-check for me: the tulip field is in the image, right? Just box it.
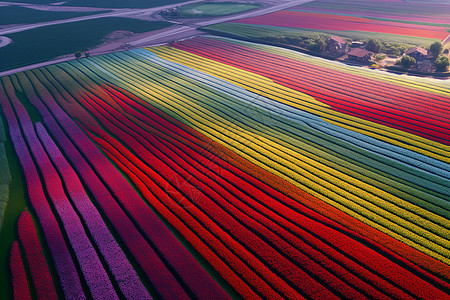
[219,0,450,44]
[0,36,449,299]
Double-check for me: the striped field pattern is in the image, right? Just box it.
[1,36,449,299]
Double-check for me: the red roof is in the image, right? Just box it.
[405,46,427,56]
[347,48,373,57]
[328,36,346,44]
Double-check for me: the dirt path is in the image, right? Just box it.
[442,33,450,46]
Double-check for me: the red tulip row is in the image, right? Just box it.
[9,241,32,300]
[231,10,449,40]
[17,211,57,299]
[171,38,450,145]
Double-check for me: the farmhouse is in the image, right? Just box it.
[405,46,429,61]
[347,48,374,62]
[326,36,347,54]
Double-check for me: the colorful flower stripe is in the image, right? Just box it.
[51,64,296,295]
[215,36,450,99]
[3,33,450,299]
[130,48,450,186]
[24,66,229,300]
[26,68,189,300]
[34,123,152,300]
[48,57,450,298]
[231,10,449,40]
[17,211,57,299]
[78,90,310,298]
[75,88,414,298]
[13,72,120,300]
[296,0,450,24]
[102,48,450,230]
[18,69,199,300]
[170,38,450,145]
[146,45,450,168]
[9,241,32,300]
[0,77,86,300]
[97,82,450,298]
[186,36,450,114]
[81,49,450,266]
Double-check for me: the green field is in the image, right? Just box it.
[201,23,441,57]
[0,6,108,26]
[203,23,440,47]
[0,18,171,72]
[174,2,260,18]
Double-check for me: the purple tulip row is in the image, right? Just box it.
[28,64,229,299]
[1,77,86,300]
[23,68,185,299]
[35,122,152,300]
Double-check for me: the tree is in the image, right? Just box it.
[312,39,326,53]
[75,51,82,59]
[429,41,443,58]
[366,39,381,53]
[400,55,416,69]
[434,55,449,72]
[84,51,90,58]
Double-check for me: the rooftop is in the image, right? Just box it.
[405,46,428,56]
[328,36,346,44]
[347,48,373,57]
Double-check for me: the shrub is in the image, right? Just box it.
[375,54,386,61]
[400,55,416,69]
[434,55,449,72]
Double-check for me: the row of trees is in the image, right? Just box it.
[429,42,449,71]
[264,35,328,52]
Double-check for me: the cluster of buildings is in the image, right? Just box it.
[404,46,434,72]
[325,36,374,63]
[324,36,444,72]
